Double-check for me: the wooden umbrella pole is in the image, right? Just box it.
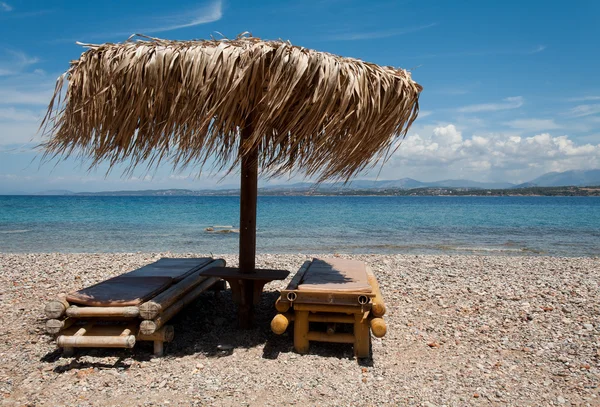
[239,120,257,274]
[238,120,258,328]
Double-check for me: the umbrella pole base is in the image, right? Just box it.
[229,279,268,328]
[233,280,263,329]
[237,281,254,329]
[198,267,290,329]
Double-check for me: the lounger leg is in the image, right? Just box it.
[153,340,164,357]
[294,311,310,354]
[354,314,370,358]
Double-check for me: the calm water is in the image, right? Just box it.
[0,196,599,256]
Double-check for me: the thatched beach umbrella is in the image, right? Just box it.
[42,34,422,327]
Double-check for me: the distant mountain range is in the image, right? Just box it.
[523,169,600,188]
[13,169,600,196]
[269,178,515,191]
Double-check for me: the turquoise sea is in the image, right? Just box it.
[0,196,599,256]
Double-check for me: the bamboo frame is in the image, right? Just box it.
[46,258,226,356]
[57,328,136,349]
[365,265,386,317]
[140,277,219,335]
[45,297,70,319]
[137,325,175,357]
[46,317,76,335]
[272,259,386,359]
[139,260,224,320]
[66,305,140,318]
[369,317,387,338]
[55,323,175,356]
[280,289,375,308]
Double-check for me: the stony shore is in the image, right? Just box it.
[0,253,598,406]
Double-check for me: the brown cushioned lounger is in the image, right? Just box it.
[298,257,372,293]
[66,257,214,307]
[271,257,387,359]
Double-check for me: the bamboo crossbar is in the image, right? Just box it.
[66,305,140,318]
[57,324,137,348]
[309,313,355,323]
[273,312,357,324]
[306,331,355,344]
[280,289,374,308]
[292,303,364,314]
[57,335,136,348]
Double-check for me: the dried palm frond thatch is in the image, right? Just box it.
[42,34,422,181]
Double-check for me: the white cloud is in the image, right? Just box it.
[457,96,523,113]
[409,45,546,60]
[0,87,54,105]
[0,2,11,11]
[143,0,222,34]
[0,121,42,145]
[431,87,470,95]
[567,104,600,118]
[567,96,600,102]
[390,124,600,181]
[0,107,41,121]
[505,118,561,132]
[0,82,50,146]
[0,49,39,76]
[328,23,437,41]
[529,45,546,54]
[91,0,222,39]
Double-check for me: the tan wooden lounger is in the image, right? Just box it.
[271,258,387,358]
[44,257,225,356]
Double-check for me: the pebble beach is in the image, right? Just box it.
[0,253,599,406]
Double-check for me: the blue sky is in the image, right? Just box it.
[0,0,599,192]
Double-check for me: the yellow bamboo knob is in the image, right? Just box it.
[371,302,386,317]
[275,298,290,313]
[370,318,387,338]
[271,313,290,335]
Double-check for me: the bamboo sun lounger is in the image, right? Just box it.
[271,258,387,358]
[44,258,226,356]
